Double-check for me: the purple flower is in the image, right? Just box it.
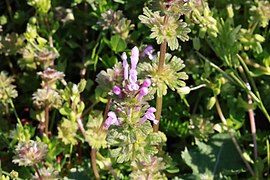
[113,86,122,97]
[138,87,149,102]
[127,68,139,91]
[140,107,158,124]
[141,45,154,60]
[122,52,129,80]
[104,111,120,128]
[129,69,138,83]
[127,82,139,91]
[142,78,151,88]
[130,46,139,70]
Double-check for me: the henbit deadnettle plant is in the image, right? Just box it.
[13,140,47,167]
[97,9,134,40]
[32,67,64,135]
[96,46,174,179]
[12,140,50,179]
[33,167,59,180]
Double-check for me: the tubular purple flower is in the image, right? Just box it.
[122,52,129,80]
[139,107,158,124]
[121,52,127,61]
[142,78,151,87]
[138,87,149,102]
[129,69,138,83]
[113,86,122,97]
[104,111,120,128]
[141,45,154,60]
[130,46,139,70]
[127,82,139,91]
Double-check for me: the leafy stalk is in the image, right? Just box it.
[154,15,168,132]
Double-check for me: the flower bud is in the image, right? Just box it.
[142,78,151,87]
[138,87,149,102]
[131,46,139,69]
[113,86,122,97]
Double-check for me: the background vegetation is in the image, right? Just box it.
[0,0,270,179]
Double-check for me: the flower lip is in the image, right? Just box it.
[104,111,120,128]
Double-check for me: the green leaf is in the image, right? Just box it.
[78,79,87,93]
[181,133,245,177]
[110,35,127,53]
[59,103,72,116]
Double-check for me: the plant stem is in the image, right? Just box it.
[243,57,270,74]
[215,98,255,176]
[5,0,13,20]
[153,15,168,132]
[76,117,100,179]
[100,96,112,130]
[248,94,258,161]
[44,81,50,137]
[8,98,23,127]
[154,95,163,132]
[238,66,258,161]
[91,148,100,180]
[190,84,207,91]
[44,105,49,136]
[237,54,270,123]
[33,164,43,180]
[96,152,119,180]
[77,117,86,138]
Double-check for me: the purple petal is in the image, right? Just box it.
[142,78,151,87]
[131,46,139,69]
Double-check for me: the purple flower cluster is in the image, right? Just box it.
[113,46,151,101]
[104,46,158,128]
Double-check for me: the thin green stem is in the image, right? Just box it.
[229,72,260,103]
[8,98,23,127]
[196,52,236,84]
[243,57,270,74]
[267,139,270,170]
[237,54,270,123]
[215,98,255,176]
[5,0,13,20]
[154,95,163,132]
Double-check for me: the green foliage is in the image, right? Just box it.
[58,80,86,145]
[139,7,191,50]
[0,72,17,107]
[109,35,127,53]
[58,118,78,145]
[181,133,246,178]
[107,121,166,163]
[139,53,188,97]
[85,114,107,149]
